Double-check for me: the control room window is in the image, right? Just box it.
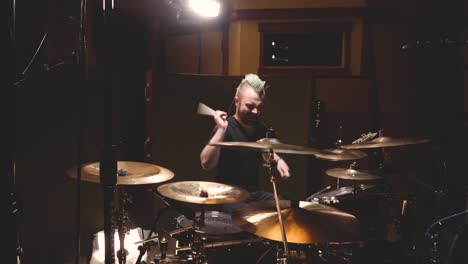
[259,22,351,76]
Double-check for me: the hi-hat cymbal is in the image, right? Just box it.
[326,168,382,181]
[232,200,362,244]
[67,161,174,185]
[314,149,367,161]
[157,181,249,204]
[209,138,320,155]
[341,137,430,149]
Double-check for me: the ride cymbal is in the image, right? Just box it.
[157,181,249,204]
[325,168,382,181]
[232,200,362,244]
[341,137,430,149]
[209,138,320,155]
[67,161,174,185]
[314,149,367,161]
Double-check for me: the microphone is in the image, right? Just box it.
[153,192,195,220]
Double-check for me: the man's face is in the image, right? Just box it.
[235,86,264,126]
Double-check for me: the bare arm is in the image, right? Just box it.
[200,110,228,171]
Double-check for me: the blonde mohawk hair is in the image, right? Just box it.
[236,73,267,97]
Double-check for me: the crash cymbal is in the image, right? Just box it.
[341,137,430,149]
[314,149,367,161]
[157,181,249,204]
[67,161,174,185]
[232,200,362,244]
[326,168,382,181]
[209,138,320,155]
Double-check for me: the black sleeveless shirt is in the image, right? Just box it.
[212,116,267,191]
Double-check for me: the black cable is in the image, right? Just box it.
[255,244,274,264]
[20,32,47,76]
[425,210,468,238]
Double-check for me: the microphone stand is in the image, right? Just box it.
[73,0,88,262]
[135,207,166,264]
[100,0,117,263]
[134,193,174,264]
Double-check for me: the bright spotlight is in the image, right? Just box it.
[188,0,221,17]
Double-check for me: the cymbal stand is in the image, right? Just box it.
[348,162,364,196]
[100,0,118,263]
[265,150,289,261]
[371,130,393,177]
[115,186,132,264]
[186,205,208,264]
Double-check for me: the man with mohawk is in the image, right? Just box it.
[200,74,290,209]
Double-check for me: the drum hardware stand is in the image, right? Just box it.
[157,214,208,264]
[135,191,198,264]
[114,186,132,264]
[348,162,364,196]
[135,194,168,264]
[264,149,290,263]
[135,226,194,264]
[141,194,209,264]
[182,202,208,264]
[136,221,197,263]
[100,0,118,263]
[275,242,308,264]
[372,130,387,174]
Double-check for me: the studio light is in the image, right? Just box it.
[188,0,221,17]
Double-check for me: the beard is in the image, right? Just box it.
[238,112,259,126]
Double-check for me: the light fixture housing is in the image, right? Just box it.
[188,0,221,17]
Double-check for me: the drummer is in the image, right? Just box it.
[200,73,290,211]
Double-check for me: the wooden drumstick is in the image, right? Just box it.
[196,102,215,117]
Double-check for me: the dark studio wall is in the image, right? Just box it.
[3,0,154,263]
[368,7,467,212]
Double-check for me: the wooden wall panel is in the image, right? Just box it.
[165,31,224,75]
[310,77,374,192]
[165,34,200,74]
[314,78,374,145]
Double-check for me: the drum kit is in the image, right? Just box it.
[67,130,432,264]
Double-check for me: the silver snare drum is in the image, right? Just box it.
[176,211,243,239]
